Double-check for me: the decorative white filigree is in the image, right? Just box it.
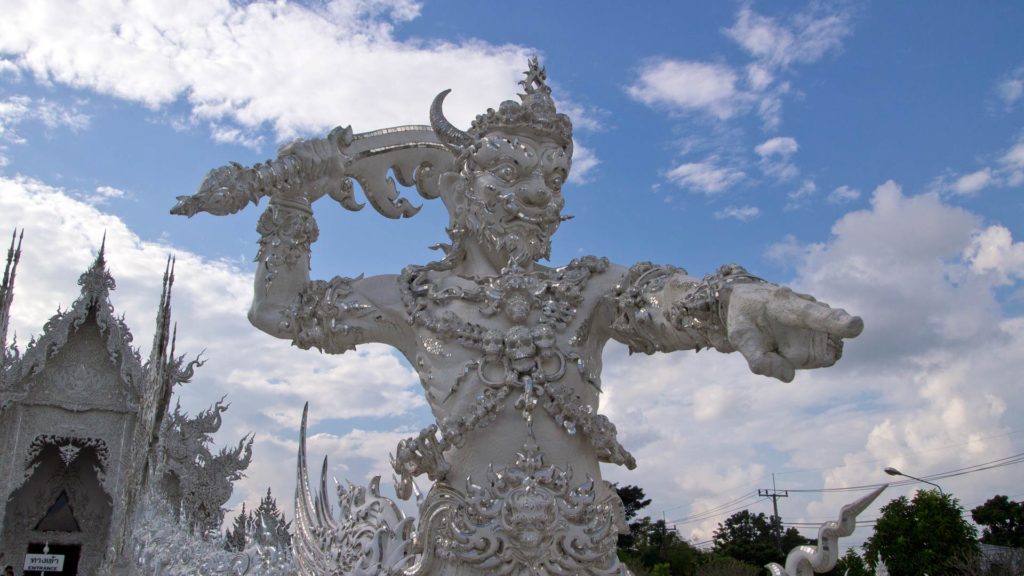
[437,441,627,576]
[25,435,109,479]
[293,404,416,576]
[157,398,254,535]
[11,245,146,394]
[131,491,295,576]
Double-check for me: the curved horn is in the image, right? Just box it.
[430,89,474,150]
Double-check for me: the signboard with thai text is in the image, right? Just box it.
[24,554,65,572]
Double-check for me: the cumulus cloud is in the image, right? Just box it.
[995,65,1024,109]
[714,205,760,222]
[666,157,746,195]
[724,5,852,69]
[0,0,537,140]
[932,138,1024,195]
[628,2,853,126]
[755,136,800,181]
[568,142,600,185]
[827,184,860,204]
[964,225,1024,285]
[626,60,741,120]
[785,178,817,209]
[950,168,994,196]
[3,169,1023,548]
[0,175,428,521]
[600,180,1023,545]
[0,96,89,166]
[629,2,855,191]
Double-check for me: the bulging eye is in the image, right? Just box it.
[493,163,518,182]
[545,169,567,189]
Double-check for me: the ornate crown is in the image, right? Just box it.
[431,58,573,150]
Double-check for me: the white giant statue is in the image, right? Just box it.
[174,59,865,576]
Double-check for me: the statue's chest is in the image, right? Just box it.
[399,258,610,409]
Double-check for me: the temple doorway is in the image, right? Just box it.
[2,441,112,575]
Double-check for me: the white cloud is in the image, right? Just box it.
[755,136,799,181]
[602,180,1023,544]
[4,171,1023,547]
[755,136,798,158]
[568,142,600,185]
[950,167,994,195]
[723,3,853,128]
[931,138,1024,195]
[714,205,760,222]
[0,96,89,167]
[1002,140,1024,186]
[666,157,745,195]
[0,174,428,523]
[724,5,852,69]
[0,0,535,141]
[631,3,855,187]
[964,225,1024,285]
[78,185,129,205]
[995,65,1024,109]
[626,59,742,120]
[786,178,817,209]
[827,185,860,204]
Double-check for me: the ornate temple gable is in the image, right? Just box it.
[10,240,147,406]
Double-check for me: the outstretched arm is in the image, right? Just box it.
[606,263,862,382]
[248,138,404,353]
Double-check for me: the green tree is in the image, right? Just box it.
[711,510,809,568]
[612,485,700,575]
[864,490,979,576]
[820,548,871,576]
[616,484,654,550]
[971,495,1024,548]
[695,554,760,576]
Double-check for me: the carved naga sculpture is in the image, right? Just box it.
[174,58,866,575]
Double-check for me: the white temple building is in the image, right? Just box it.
[0,233,252,575]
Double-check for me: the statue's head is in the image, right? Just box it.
[431,58,573,268]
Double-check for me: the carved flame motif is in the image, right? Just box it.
[443,441,627,576]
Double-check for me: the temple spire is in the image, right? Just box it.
[149,255,175,369]
[0,229,24,352]
[77,234,116,306]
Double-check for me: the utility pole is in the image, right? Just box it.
[759,474,789,554]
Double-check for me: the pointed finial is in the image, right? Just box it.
[77,234,116,304]
[1,228,25,352]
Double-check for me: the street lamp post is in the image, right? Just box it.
[884,466,945,495]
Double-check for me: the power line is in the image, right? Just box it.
[667,495,767,526]
[770,429,1024,477]
[781,451,1024,493]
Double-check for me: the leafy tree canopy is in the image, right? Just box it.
[971,495,1024,548]
[711,509,808,569]
[865,490,978,576]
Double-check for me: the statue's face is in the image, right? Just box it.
[463,131,571,266]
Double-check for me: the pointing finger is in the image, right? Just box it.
[769,288,863,338]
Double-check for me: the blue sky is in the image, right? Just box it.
[2,0,1023,549]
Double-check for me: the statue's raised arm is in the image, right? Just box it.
[604,262,863,382]
[171,118,457,354]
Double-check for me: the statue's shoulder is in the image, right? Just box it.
[548,256,630,301]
